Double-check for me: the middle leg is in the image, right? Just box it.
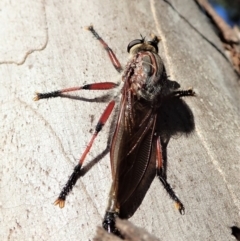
[34,82,119,101]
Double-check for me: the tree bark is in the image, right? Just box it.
[0,0,239,240]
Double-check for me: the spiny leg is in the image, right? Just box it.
[156,137,185,214]
[171,88,195,98]
[86,25,123,73]
[54,100,115,208]
[34,82,118,101]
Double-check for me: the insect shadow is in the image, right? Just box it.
[231,226,240,241]
[59,78,195,219]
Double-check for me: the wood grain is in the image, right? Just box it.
[1,0,239,240]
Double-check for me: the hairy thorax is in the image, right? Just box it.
[122,51,167,103]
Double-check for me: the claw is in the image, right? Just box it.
[187,87,196,96]
[54,198,65,208]
[175,201,185,215]
[84,25,94,31]
[33,92,40,101]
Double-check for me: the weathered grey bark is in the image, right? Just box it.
[0,0,239,241]
[94,219,162,241]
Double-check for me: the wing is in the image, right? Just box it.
[110,82,157,217]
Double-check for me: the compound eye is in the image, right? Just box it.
[127,39,144,53]
[147,41,158,53]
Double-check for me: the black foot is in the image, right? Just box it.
[102,212,123,238]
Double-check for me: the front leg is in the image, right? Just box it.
[171,88,195,98]
[86,25,123,73]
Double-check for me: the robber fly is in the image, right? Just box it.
[34,26,195,236]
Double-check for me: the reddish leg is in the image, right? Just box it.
[54,100,115,208]
[156,137,185,214]
[86,26,123,73]
[34,82,118,101]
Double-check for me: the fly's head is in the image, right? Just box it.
[125,35,167,103]
[127,35,161,56]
